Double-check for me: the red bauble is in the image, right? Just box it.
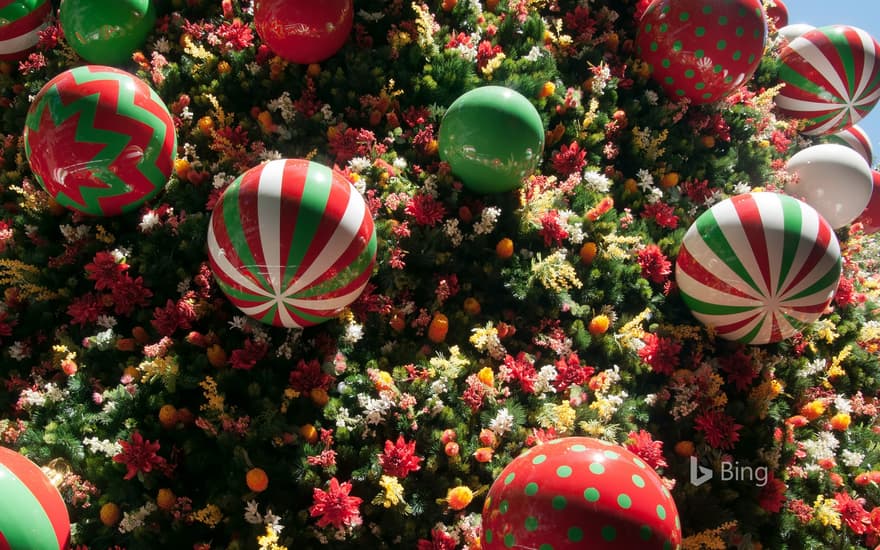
[253,0,353,64]
[766,0,788,29]
[636,0,768,104]
[481,437,681,550]
[856,171,880,234]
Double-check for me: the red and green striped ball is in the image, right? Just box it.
[775,25,880,136]
[208,159,377,328]
[0,0,50,61]
[676,192,841,345]
[0,447,70,550]
[823,124,873,165]
[23,65,177,217]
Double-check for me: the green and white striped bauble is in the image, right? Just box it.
[208,159,377,328]
[676,192,841,345]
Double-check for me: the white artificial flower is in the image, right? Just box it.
[244,500,262,524]
[489,408,515,437]
[841,449,864,468]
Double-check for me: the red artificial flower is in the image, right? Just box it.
[405,194,447,227]
[229,338,269,371]
[502,352,538,394]
[378,435,423,479]
[586,196,614,221]
[85,251,128,291]
[289,358,334,393]
[835,492,872,535]
[758,474,787,513]
[309,477,363,530]
[637,244,672,284]
[417,528,458,550]
[475,40,502,70]
[214,19,254,52]
[637,332,681,375]
[111,275,153,316]
[681,178,713,205]
[539,210,569,247]
[835,275,858,308]
[641,202,679,229]
[563,6,598,41]
[552,353,595,392]
[151,298,196,336]
[462,372,491,412]
[693,409,742,450]
[551,141,587,176]
[718,347,758,392]
[113,432,167,480]
[625,429,668,470]
[67,293,104,326]
[328,126,379,164]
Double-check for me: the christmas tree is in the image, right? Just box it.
[1,0,880,548]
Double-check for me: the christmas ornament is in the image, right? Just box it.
[253,0,353,64]
[784,143,873,229]
[481,437,681,550]
[765,0,788,29]
[23,65,176,217]
[635,0,767,104]
[438,86,544,193]
[207,159,377,328]
[676,192,841,345]
[777,23,814,43]
[0,0,51,61]
[855,170,880,234]
[823,124,873,165]
[0,447,70,550]
[775,25,880,135]
[59,0,156,65]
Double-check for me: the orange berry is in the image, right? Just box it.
[132,326,150,345]
[389,312,406,332]
[463,297,481,316]
[477,366,494,387]
[100,502,121,526]
[674,440,695,457]
[310,387,330,407]
[473,447,494,463]
[442,0,457,10]
[122,366,140,382]
[116,338,136,352]
[158,404,178,429]
[701,135,716,148]
[206,344,227,368]
[217,60,231,74]
[156,488,176,511]
[579,241,598,264]
[306,63,322,77]
[446,486,474,510]
[246,467,269,492]
[300,423,319,444]
[623,177,638,194]
[660,172,680,188]
[173,158,190,178]
[444,441,460,457]
[588,314,611,336]
[495,238,514,259]
[428,313,449,343]
[830,412,851,431]
[537,81,556,99]
[197,116,214,135]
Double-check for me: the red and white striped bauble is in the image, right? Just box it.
[823,124,873,165]
[208,159,377,328]
[676,192,841,345]
[0,0,51,61]
[775,25,880,135]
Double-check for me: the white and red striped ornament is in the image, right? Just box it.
[208,159,377,328]
[775,25,880,136]
[823,124,873,165]
[0,0,51,61]
[676,192,841,345]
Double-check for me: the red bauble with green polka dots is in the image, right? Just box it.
[481,437,681,550]
[636,0,768,104]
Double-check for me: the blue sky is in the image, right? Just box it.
[782,0,880,168]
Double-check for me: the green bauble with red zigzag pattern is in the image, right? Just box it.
[23,65,177,217]
[0,446,70,550]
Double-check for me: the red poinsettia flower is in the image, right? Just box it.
[637,244,672,284]
[835,491,871,535]
[417,528,457,550]
[309,477,363,530]
[378,435,423,479]
[693,409,742,450]
[625,429,668,470]
[113,432,166,480]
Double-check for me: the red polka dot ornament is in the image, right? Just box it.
[481,437,682,550]
[636,0,768,104]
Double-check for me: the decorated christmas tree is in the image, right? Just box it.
[2,0,880,548]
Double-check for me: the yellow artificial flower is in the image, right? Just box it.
[378,475,405,508]
[813,495,841,530]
